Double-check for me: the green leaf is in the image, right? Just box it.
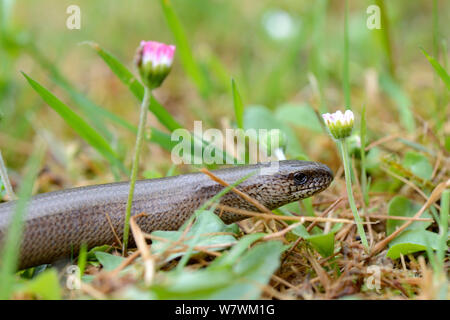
[86,245,112,260]
[366,147,382,174]
[224,241,284,299]
[275,103,323,133]
[160,0,210,97]
[152,269,234,299]
[402,151,433,181]
[243,105,303,156]
[387,196,432,235]
[151,210,237,261]
[292,224,310,238]
[20,269,62,300]
[231,79,244,129]
[421,48,450,90]
[278,201,301,216]
[152,241,284,300]
[292,223,342,257]
[306,232,336,257]
[386,229,440,259]
[22,72,126,174]
[87,42,183,132]
[151,240,284,299]
[209,233,266,269]
[244,105,283,132]
[94,252,125,271]
[302,198,316,216]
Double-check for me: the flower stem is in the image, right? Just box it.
[339,139,369,251]
[122,87,151,254]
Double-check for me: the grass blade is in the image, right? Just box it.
[437,190,449,269]
[231,79,244,129]
[60,82,137,135]
[421,48,450,90]
[77,243,88,277]
[149,128,177,152]
[205,51,232,93]
[22,72,126,174]
[27,44,116,142]
[0,142,45,299]
[0,150,15,200]
[310,0,329,113]
[160,0,210,97]
[375,0,395,77]
[360,104,369,206]
[0,0,15,33]
[379,74,415,133]
[432,0,439,59]
[87,42,183,132]
[343,0,350,107]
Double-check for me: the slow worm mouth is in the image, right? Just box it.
[304,185,328,193]
[298,174,333,190]
[300,178,333,193]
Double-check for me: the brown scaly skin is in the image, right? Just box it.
[0,160,333,269]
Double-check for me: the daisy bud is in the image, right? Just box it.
[322,110,354,140]
[135,41,176,89]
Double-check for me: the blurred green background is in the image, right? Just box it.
[0,0,448,188]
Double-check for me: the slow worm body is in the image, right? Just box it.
[0,160,333,269]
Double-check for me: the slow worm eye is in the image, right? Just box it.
[293,173,308,185]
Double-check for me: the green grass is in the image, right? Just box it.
[26,43,121,143]
[22,72,127,175]
[343,0,350,108]
[231,78,244,129]
[160,0,210,98]
[437,190,449,272]
[360,104,369,206]
[310,0,328,113]
[421,48,450,90]
[375,0,396,76]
